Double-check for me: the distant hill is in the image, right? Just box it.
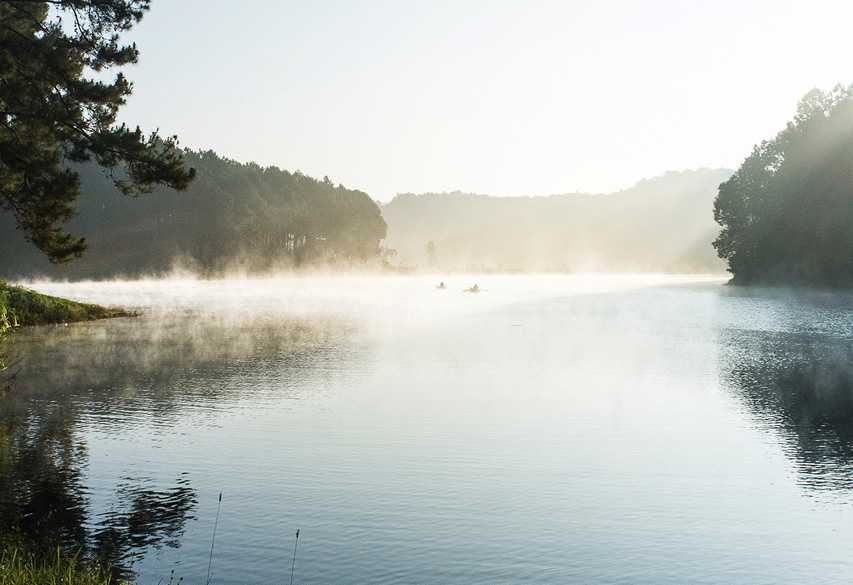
[0,150,387,279]
[381,169,733,273]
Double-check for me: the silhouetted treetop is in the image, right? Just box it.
[713,85,853,285]
[0,0,195,263]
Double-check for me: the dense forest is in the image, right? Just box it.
[0,150,387,279]
[382,169,732,272]
[714,86,853,285]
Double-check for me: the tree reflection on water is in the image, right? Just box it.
[0,393,198,577]
[721,326,853,492]
[0,312,358,577]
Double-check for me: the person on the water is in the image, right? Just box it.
[465,283,480,293]
[437,281,447,289]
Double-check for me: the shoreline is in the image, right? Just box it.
[0,281,135,328]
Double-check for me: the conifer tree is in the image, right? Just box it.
[0,0,195,262]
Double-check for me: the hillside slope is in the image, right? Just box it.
[382,169,732,272]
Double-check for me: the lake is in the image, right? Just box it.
[3,274,853,584]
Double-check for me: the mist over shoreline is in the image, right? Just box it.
[383,168,732,273]
[0,164,733,281]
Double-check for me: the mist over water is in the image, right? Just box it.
[4,275,853,584]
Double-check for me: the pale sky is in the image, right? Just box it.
[118,0,853,201]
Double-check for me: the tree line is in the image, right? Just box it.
[0,150,387,278]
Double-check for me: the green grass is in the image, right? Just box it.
[0,281,134,375]
[0,544,128,585]
[0,282,132,327]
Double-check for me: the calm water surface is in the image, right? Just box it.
[3,275,853,584]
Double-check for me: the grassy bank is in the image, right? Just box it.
[0,282,133,375]
[0,282,132,327]
[0,544,128,585]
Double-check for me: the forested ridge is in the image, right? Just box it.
[382,169,732,272]
[0,149,387,278]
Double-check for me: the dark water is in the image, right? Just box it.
[3,275,853,584]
